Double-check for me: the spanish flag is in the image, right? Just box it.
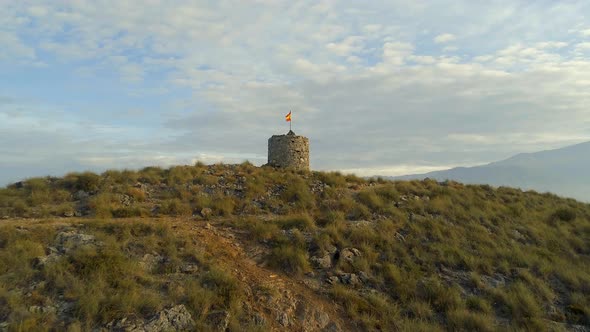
[285,111,292,122]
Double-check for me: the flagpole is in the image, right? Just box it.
[290,110,292,132]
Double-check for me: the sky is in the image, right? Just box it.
[1,0,590,185]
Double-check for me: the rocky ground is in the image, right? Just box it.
[0,218,351,332]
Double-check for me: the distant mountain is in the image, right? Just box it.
[391,141,590,202]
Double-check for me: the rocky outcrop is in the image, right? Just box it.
[339,247,361,263]
[106,305,195,332]
[35,229,102,267]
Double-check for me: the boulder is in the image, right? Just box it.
[139,253,164,272]
[143,305,195,332]
[339,247,361,263]
[206,310,231,331]
[73,190,89,201]
[325,276,339,285]
[338,273,362,286]
[29,305,57,314]
[55,231,97,253]
[200,208,213,219]
[310,252,332,269]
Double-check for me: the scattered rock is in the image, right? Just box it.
[252,313,266,326]
[73,190,89,201]
[323,321,343,332]
[481,273,507,289]
[338,272,362,286]
[339,247,361,263]
[180,263,199,274]
[277,312,290,327]
[36,231,101,267]
[63,211,74,218]
[143,305,195,332]
[55,231,97,253]
[206,310,231,331]
[358,271,370,283]
[326,276,339,285]
[310,252,333,269]
[34,254,61,267]
[295,302,331,331]
[107,305,195,332]
[29,305,57,314]
[201,208,213,219]
[139,253,164,271]
[119,194,132,206]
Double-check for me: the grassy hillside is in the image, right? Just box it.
[0,163,589,331]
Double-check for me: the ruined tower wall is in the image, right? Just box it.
[267,133,310,171]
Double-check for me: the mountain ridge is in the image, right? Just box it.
[389,141,590,202]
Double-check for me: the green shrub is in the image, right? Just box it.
[280,178,314,209]
[112,207,145,218]
[357,189,385,211]
[466,296,492,314]
[276,214,315,231]
[159,199,192,216]
[406,300,434,320]
[138,167,164,184]
[551,208,577,222]
[201,268,242,307]
[495,282,542,320]
[88,193,114,218]
[66,172,101,192]
[268,245,310,276]
[126,187,146,202]
[211,195,235,216]
[417,278,463,311]
[447,309,495,332]
[315,171,347,187]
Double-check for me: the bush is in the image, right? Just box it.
[495,282,541,320]
[211,195,235,216]
[551,208,577,222]
[88,193,114,218]
[268,245,310,276]
[126,187,146,202]
[447,309,495,332]
[74,172,101,191]
[276,214,315,231]
[159,199,192,216]
[112,207,145,218]
[357,190,385,211]
[201,268,242,307]
[280,178,314,209]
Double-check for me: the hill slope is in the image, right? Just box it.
[392,141,590,202]
[0,163,589,331]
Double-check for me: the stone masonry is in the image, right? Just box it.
[267,130,310,171]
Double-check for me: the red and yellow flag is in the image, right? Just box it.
[285,111,292,122]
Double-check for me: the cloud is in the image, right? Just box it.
[2,1,590,185]
[434,33,456,44]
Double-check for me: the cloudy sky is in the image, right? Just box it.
[2,0,590,185]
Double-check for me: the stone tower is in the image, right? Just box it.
[267,130,310,171]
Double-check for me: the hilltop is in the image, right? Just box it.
[0,163,589,331]
[392,141,590,202]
